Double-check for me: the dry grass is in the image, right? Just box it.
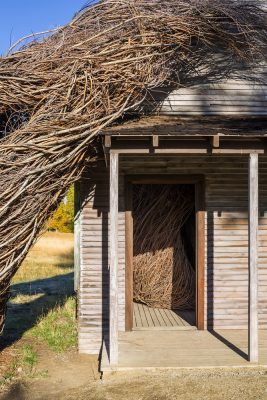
[12,232,74,284]
[3,232,75,353]
[0,231,76,392]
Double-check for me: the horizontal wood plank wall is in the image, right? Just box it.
[149,78,267,116]
[119,155,267,330]
[79,155,267,354]
[78,164,125,354]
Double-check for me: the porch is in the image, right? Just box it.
[97,117,267,368]
[101,330,267,372]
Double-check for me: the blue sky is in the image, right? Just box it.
[0,1,92,55]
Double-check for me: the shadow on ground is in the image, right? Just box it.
[0,272,74,350]
[0,382,27,400]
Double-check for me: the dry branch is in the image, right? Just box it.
[133,185,195,310]
[0,0,266,331]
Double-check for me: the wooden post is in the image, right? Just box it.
[125,181,133,331]
[248,153,259,363]
[109,152,119,365]
[196,181,205,330]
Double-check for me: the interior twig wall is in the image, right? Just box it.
[133,185,195,310]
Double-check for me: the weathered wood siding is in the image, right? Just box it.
[79,155,267,354]
[78,164,125,354]
[151,78,267,116]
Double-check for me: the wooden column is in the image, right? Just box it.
[248,153,259,363]
[125,182,133,331]
[196,181,205,330]
[109,152,119,365]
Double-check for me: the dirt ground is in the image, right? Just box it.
[1,351,267,400]
[1,233,267,400]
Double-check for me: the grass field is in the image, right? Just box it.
[13,232,74,283]
[2,232,76,352]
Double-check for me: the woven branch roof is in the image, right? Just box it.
[0,0,266,331]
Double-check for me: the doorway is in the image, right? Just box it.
[125,176,205,332]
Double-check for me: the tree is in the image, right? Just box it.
[47,186,74,233]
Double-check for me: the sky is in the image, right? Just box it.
[0,1,92,56]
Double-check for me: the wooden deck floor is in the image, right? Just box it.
[101,330,267,372]
[133,302,196,330]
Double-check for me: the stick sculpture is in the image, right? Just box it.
[133,185,195,309]
[0,0,266,332]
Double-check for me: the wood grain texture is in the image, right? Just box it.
[153,79,267,116]
[109,153,119,365]
[74,181,81,292]
[78,163,125,355]
[248,154,259,362]
[79,154,267,355]
[133,302,196,330]
[196,185,205,330]
[125,181,133,331]
[101,329,267,371]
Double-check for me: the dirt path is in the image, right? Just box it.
[0,340,99,400]
[2,362,267,400]
[1,336,267,400]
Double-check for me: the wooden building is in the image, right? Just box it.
[75,76,267,371]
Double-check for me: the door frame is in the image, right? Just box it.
[125,174,205,331]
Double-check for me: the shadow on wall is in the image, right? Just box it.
[79,168,111,359]
[145,83,267,117]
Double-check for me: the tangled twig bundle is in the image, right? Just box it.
[133,185,195,309]
[0,0,266,331]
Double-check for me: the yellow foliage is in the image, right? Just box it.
[47,186,74,233]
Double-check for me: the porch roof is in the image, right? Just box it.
[103,116,267,138]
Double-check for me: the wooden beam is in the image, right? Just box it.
[213,149,264,155]
[105,135,112,148]
[156,149,207,154]
[109,152,119,366]
[152,135,159,147]
[110,149,264,155]
[110,149,208,154]
[248,153,259,363]
[210,135,220,148]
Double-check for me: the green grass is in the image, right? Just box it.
[0,232,77,391]
[29,297,77,352]
[3,232,77,354]
[1,360,18,382]
[21,345,38,369]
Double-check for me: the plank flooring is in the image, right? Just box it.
[133,302,196,330]
[101,329,267,372]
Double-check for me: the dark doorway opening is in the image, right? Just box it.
[132,184,196,330]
